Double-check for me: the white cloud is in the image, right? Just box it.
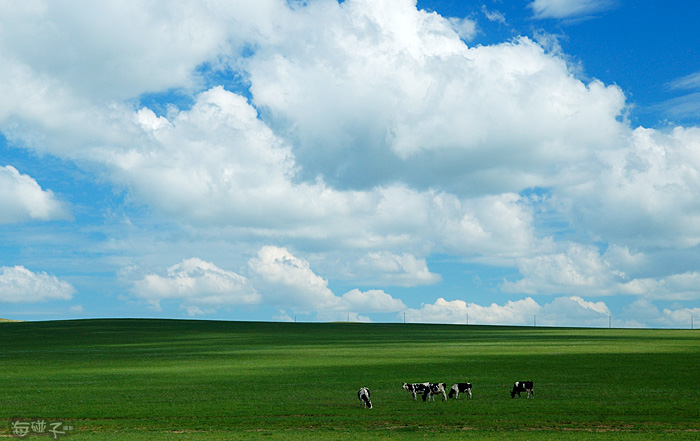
[529,0,617,19]
[405,295,610,327]
[0,0,282,156]
[481,5,506,24]
[106,87,548,265]
[536,296,610,327]
[447,17,478,41]
[247,246,406,318]
[2,0,700,324]
[354,252,441,286]
[621,272,700,301]
[248,245,339,311]
[659,71,700,123]
[623,299,700,329]
[660,306,700,329]
[246,1,626,194]
[68,305,84,314]
[341,289,406,313]
[405,297,541,325]
[0,165,71,224]
[502,243,620,296]
[0,0,251,100]
[559,127,700,249]
[668,71,700,91]
[503,243,700,301]
[0,266,75,303]
[131,257,260,311]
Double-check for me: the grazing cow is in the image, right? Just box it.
[402,382,430,400]
[423,383,448,402]
[448,383,473,399]
[357,387,372,409]
[510,381,534,399]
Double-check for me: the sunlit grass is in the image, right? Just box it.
[1,320,699,439]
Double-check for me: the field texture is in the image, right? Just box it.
[1,319,699,440]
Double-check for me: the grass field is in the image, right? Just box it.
[1,319,699,440]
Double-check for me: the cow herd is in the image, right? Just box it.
[357,381,534,409]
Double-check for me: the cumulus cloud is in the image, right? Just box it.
[248,246,339,310]
[2,0,700,325]
[502,243,621,296]
[446,16,478,41]
[536,296,610,327]
[559,127,700,249]
[529,0,617,19]
[341,288,406,313]
[0,266,75,303]
[405,297,541,325]
[248,246,406,318]
[0,166,71,224]
[405,295,610,327]
[0,0,282,156]
[131,257,260,311]
[354,252,441,286]
[246,0,626,194]
[132,247,406,320]
[503,243,700,301]
[107,87,549,265]
[623,299,700,329]
[0,0,254,100]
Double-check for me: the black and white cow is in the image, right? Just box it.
[402,382,430,400]
[357,387,372,408]
[448,383,473,399]
[423,382,448,402]
[510,381,534,399]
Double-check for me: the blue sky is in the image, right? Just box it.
[2,0,700,327]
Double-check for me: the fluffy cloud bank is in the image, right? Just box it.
[0,166,70,224]
[405,295,611,327]
[131,257,260,313]
[245,0,626,194]
[0,0,699,325]
[131,246,407,320]
[0,266,74,303]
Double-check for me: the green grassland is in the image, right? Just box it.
[1,319,699,440]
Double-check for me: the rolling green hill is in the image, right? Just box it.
[1,319,698,440]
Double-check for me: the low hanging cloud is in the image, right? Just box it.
[0,166,71,224]
[404,295,610,327]
[502,243,620,296]
[131,257,261,312]
[130,247,407,320]
[404,297,540,325]
[502,243,700,301]
[0,266,75,303]
[248,246,407,319]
